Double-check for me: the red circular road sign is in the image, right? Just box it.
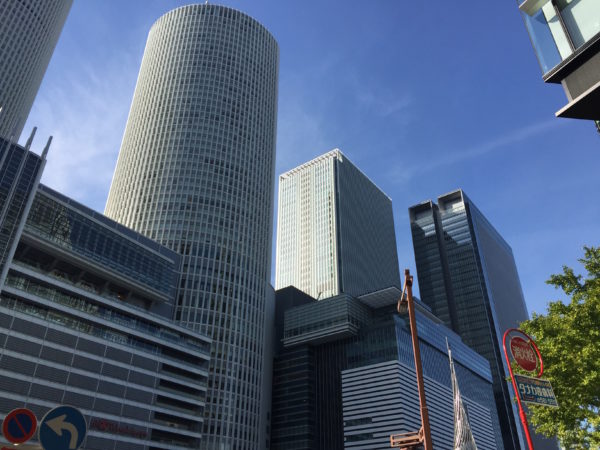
[2,407,37,444]
[510,336,538,372]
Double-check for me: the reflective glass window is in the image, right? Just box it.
[557,0,600,48]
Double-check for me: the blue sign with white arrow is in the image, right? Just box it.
[39,406,87,450]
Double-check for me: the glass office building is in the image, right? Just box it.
[105,5,279,448]
[0,0,73,140]
[275,149,401,299]
[518,0,600,119]
[409,189,557,450]
[0,134,47,287]
[271,286,503,450]
[0,137,212,450]
[1,181,212,450]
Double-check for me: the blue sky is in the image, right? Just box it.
[22,1,600,316]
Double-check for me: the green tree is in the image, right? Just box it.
[520,246,600,449]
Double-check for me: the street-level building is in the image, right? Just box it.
[275,149,400,300]
[518,0,600,119]
[0,137,212,450]
[271,286,503,450]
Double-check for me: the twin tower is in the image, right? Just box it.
[105,5,278,449]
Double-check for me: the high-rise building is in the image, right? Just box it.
[271,286,504,450]
[275,149,400,299]
[105,5,279,449]
[409,189,556,450]
[0,0,73,140]
[518,0,600,119]
[0,137,212,450]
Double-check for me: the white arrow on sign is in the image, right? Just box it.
[45,415,78,450]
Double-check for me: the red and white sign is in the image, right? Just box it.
[2,408,37,444]
[510,336,537,372]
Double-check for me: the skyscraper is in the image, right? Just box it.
[518,0,600,119]
[105,5,278,449]
[409,189,545,450]
[0,0,73,140]
[275,149,400,299]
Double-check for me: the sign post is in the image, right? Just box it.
[502,328,550,450]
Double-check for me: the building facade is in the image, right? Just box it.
[275,149,400,299]
[0,138,212,450]
[105,5,279,449]
[0,132,48,287]
[409,189,556,450]
[0,0,73,140]
[271,286,503,450]
[518,0,600,119]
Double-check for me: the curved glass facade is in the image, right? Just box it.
[105,5,279,449]
[0,0,72,140]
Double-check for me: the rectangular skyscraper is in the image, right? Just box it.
[275,149,401,299]
[409,189,538,450]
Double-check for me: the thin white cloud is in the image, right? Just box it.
[22,51,139,212]
[276,101,332,175]
[388,119,565,184]
[355,89,412,119]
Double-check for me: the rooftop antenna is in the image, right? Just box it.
[24,127,37,150]
[42,136,53,160]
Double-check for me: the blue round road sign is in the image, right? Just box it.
[39,406,86,450]
[2,408,37,444]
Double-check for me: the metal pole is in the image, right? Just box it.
[404,269,433,450]
[502,328,535,450]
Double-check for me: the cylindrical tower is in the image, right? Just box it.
[105,5,278,449]
[0,0,73,141]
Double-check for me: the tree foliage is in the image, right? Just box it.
[520,246,600,449]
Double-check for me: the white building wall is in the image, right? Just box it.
[276,150,340,299]
[275,148,400,300]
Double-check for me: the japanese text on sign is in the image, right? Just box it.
[514,374,558,408]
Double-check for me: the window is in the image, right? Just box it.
[557,0,600,48]
[522,0,600,73]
